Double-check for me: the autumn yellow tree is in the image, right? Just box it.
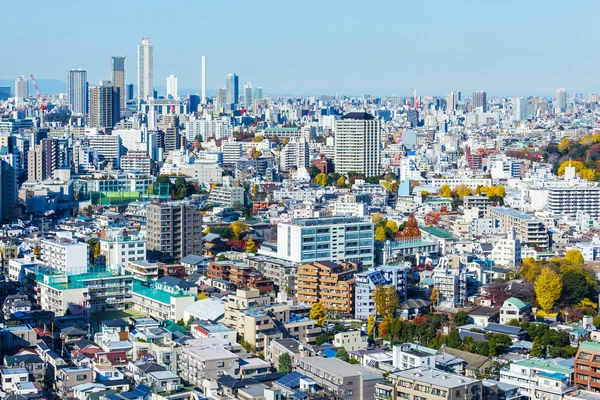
[558,137,571,153]
[367,315,375,336]
[372,285,399,321]
[534,267,563,312]
[309,301,327,325]
[430,288,439,305]
[197,293,208,300]
[146,184,154,195]
[231,221,250,240]
[455,184,473,198]
[315,173,327,186]
[245,236,257,253]
[593,134,600,143]
[565,249,584,265]
[386,220,399,233]
[337,176,346,187]
[375,227,387,241]
[372,213,384,226]
[489,186,506,198]
[439,184,452,197]
[520,257,541,281]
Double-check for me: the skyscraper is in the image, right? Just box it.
[66,69,88,114]
[110,56,126,110]
[334,112,381,177]
[244,82,252,109]
[472,90,487,112]
[225,73,239,107]
[88,80,120,129]
[216,88,226,111]
[201,56,206,104]
[137,38,154,106]
[446,91,458,112]
[167,75,178,99]
[253,87,263,100]
[14,76,28,99]
[556,88,567,113]
[512,97,528,122]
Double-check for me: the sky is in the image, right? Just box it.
[1,0,599,97]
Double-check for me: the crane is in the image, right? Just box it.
[29,74,46,110]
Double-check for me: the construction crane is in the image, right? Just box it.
[29,74,46,110]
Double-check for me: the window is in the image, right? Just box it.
[456,390,461,396]
[347,390,353,395]
[347,381,353,385]
[77,374,88,381]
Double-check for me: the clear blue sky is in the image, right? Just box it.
[2,0,599,96]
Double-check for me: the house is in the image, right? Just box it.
[60,327,88,344]
[56,366,93,395]
[99,319,130,342]
[265,338,314,370]
[147,370,180,393]
[0,367,29,393]
[4,352,45,384]
[499,297,531,324]
[468,306,499,327]
[333,330,368,351]
[437,347,492,377]
[398,299,432,319]
[392,343,436,370]
[272,371,316,399]
[126,361,166,385]
[239,358,272,379]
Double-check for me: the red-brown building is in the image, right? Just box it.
[206,261,274,293]
[574,341,600,391]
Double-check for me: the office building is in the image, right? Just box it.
[14,76,28,99]
[126,83,134,102]
[146,201,203,261]
[556,88,567,113]
[446,91,458,112]
[99,230,146,269]
[253,87,263,100]
[66,69,88,114]
[88,80,120,129]
[0,87,10,100]
[137,38,154,105]
[472,90,487,112]
[334,112,381,177]
[296,260,359,315]
[0,158,18,220]
[512,97,528,121]
[166,74,177,99]
[86,134,121,168]
[110,56,126,109]
[243,81,252,109]
[225,73,239,107]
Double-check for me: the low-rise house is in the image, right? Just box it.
[265,338,314,370]
[0,367,29,393]
[177,343,239,384]
[437,347,492,378]
[499,297,531,324]
[467,306,499,327]
[147,370,180,393]
[4,352,45,384]
[56,366,93,396]
[239,358,272,379]
[333,330,368,351]
[392,343,436,370]
[398,298,432,319]
[500,359,574,397]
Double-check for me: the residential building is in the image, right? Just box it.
[146,201,203,261]
[548,186,600,220]
[0,367,29,393]
[40,237,89,275]
[262,216,374,267]
[14,76,28,100]
[297,261,358,315]
[99,231,146,269]
[206,261,274,293]
[490,228,521,268]
[499,297,531,325]
[130,277,197,321]
[265,338,314,371]
[334,112,381,177]
[221,141,243,167]
[67,69,88,114]
[575,341,600,392]
[86,134,122,168]
[432,259,467,308]
[121,151,152,174]
[354,264,410,320]
[245,256,298,294]
[88,80,120,129]
[296,356,382,400]
[500,359,573,397]
[392,343,436,370]
[208,185,245,206]
[488,207,548,247]
[334,330,368,351]
[56,366,93,396]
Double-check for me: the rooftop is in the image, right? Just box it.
[341,111,375,120]
[300,357,382,380]
[491,206,537,221]
[288,216,368,227]
[392,367,479,388]
[512,359,572,375]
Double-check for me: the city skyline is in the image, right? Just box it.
[1,0,600,96]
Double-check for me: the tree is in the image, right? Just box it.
[197,293,208,300]
[314,173,327,187]
[453,311,470,327]
[561,270,594,305]
[455,184,473,198]
[535,267,562,312]
[277,353,293,374]
[507,319,520,327]
[373,285,399,321]
[430,288,439,305]
[378,319,390,338]
[231,221,250,240]
[593,315,600,329]
[245,236,257,253]
[335,348,350,362]
[310,301,326,326]
[216,254,229,261]
[375,227,387,242]
[33,245,40,260]
[399,214,421,239]
[520,257,540,281]
[565,249,584,265]
[439,184,452,198]
[385,220,399,234]
[445,329,462,349]
[367,315,375,336]
[488,334,512,356]
[372,213,384,226]
[558,137,571,153]
[315,334,329,346]
[530,336,544,357]
[146,184,154,195]
[337,176,346,187]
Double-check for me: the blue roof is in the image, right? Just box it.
[322,348,337,358]
[275,372,306,389]
[486,323,525,335]
[459,331,486,342]
[539,372,567,380]
[292,390,309,399]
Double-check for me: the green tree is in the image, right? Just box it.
[310,301,327,326]
[335,348,350,362]
[453,311,470,327]
[315,334,329,346]
[507,319,520,327]
[535,267,563,311]
[593,315,600,329]
[530,337,545,358]
[445,329,462,349]
[277,352,293,374]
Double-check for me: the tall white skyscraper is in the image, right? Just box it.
[512,97,528,122]
[201,56,206,104]
[556,88,567,113]
[14,76,28,99]
[244,82,252,109]
[446,91,458,112]
[66,69,88,114]
[334,112,381,177]
[167,75,178,99]
[137,38,154,106]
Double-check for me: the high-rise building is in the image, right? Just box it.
[146,201,203,261]
[216,88,227,111]
[225,73,239,107]
[14,76,28,99]
[201,55,206,104]
[0,156,18,220]
[243,82,252,110]
[137,38,154,106]
[446,91,458,112]
[472,90,487,112]
[66,69,88,114]
[334,112,381,177]
[512,97,528,122]
[126,84,134,102]
[253,87,263,100]
[0,87,10,100]
[188,94,200,114]
[166,74,178,99]
[556,88,567,113]
[27,138,59,181]
[110,56,126,110]
[88,80,120,129]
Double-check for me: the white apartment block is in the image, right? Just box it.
[120,151,152,174]
[428,177,492,188]
[433,259,467,308]
[548,186,600,220]
[490,229,521,268]
[334,112,381,177]
[99,234,146,269]
[334,330,368,351]
[131,280,196,321]
[86,134,122,168]
[180,163,222,186]
[208,186,245,206]
[260,216,374,268]
[392,343,436,370]
[41,238,89,275]
[221,141,242,167]
[186,118,232,142]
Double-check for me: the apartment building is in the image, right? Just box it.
[334,112,381,177]
[574,341,600,391]
[130,277,197,321]
[334,330,368,351]
[297,356,382,400]
[120,151,152,174]
[40,237,89,275]
[463,196,493,210]
[297,261,358,316]
[206,261,275,293]
[488,207,548,247]
[548,186,600,220]
[99,232,146,269]
[432,259,467,308]
[500,359,574,397]
[207,186,245,207]
[392,343,436,370]
[245,255,298,294]
[265,338,314,371]
[178,343,239,384]
[376,367,482,400]
[355,264,410,320]
[263,216,374,268]
[146,201,203,261]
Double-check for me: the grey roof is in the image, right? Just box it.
[341,112,375,120]
[184,298,225,322]
[485,323,526,336]
[157,275,196,289]
[468,306,499,317]
[400,299,432,309]
[181,254,205,265]
[392,367,479,388]
[300,357,382,381]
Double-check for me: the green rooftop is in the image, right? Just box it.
[132,280,191,304]
[580,341,600,353]
[505,297,528,310]
[36,270,128,291]
[419,225,457,240]
[512,360,572,375]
